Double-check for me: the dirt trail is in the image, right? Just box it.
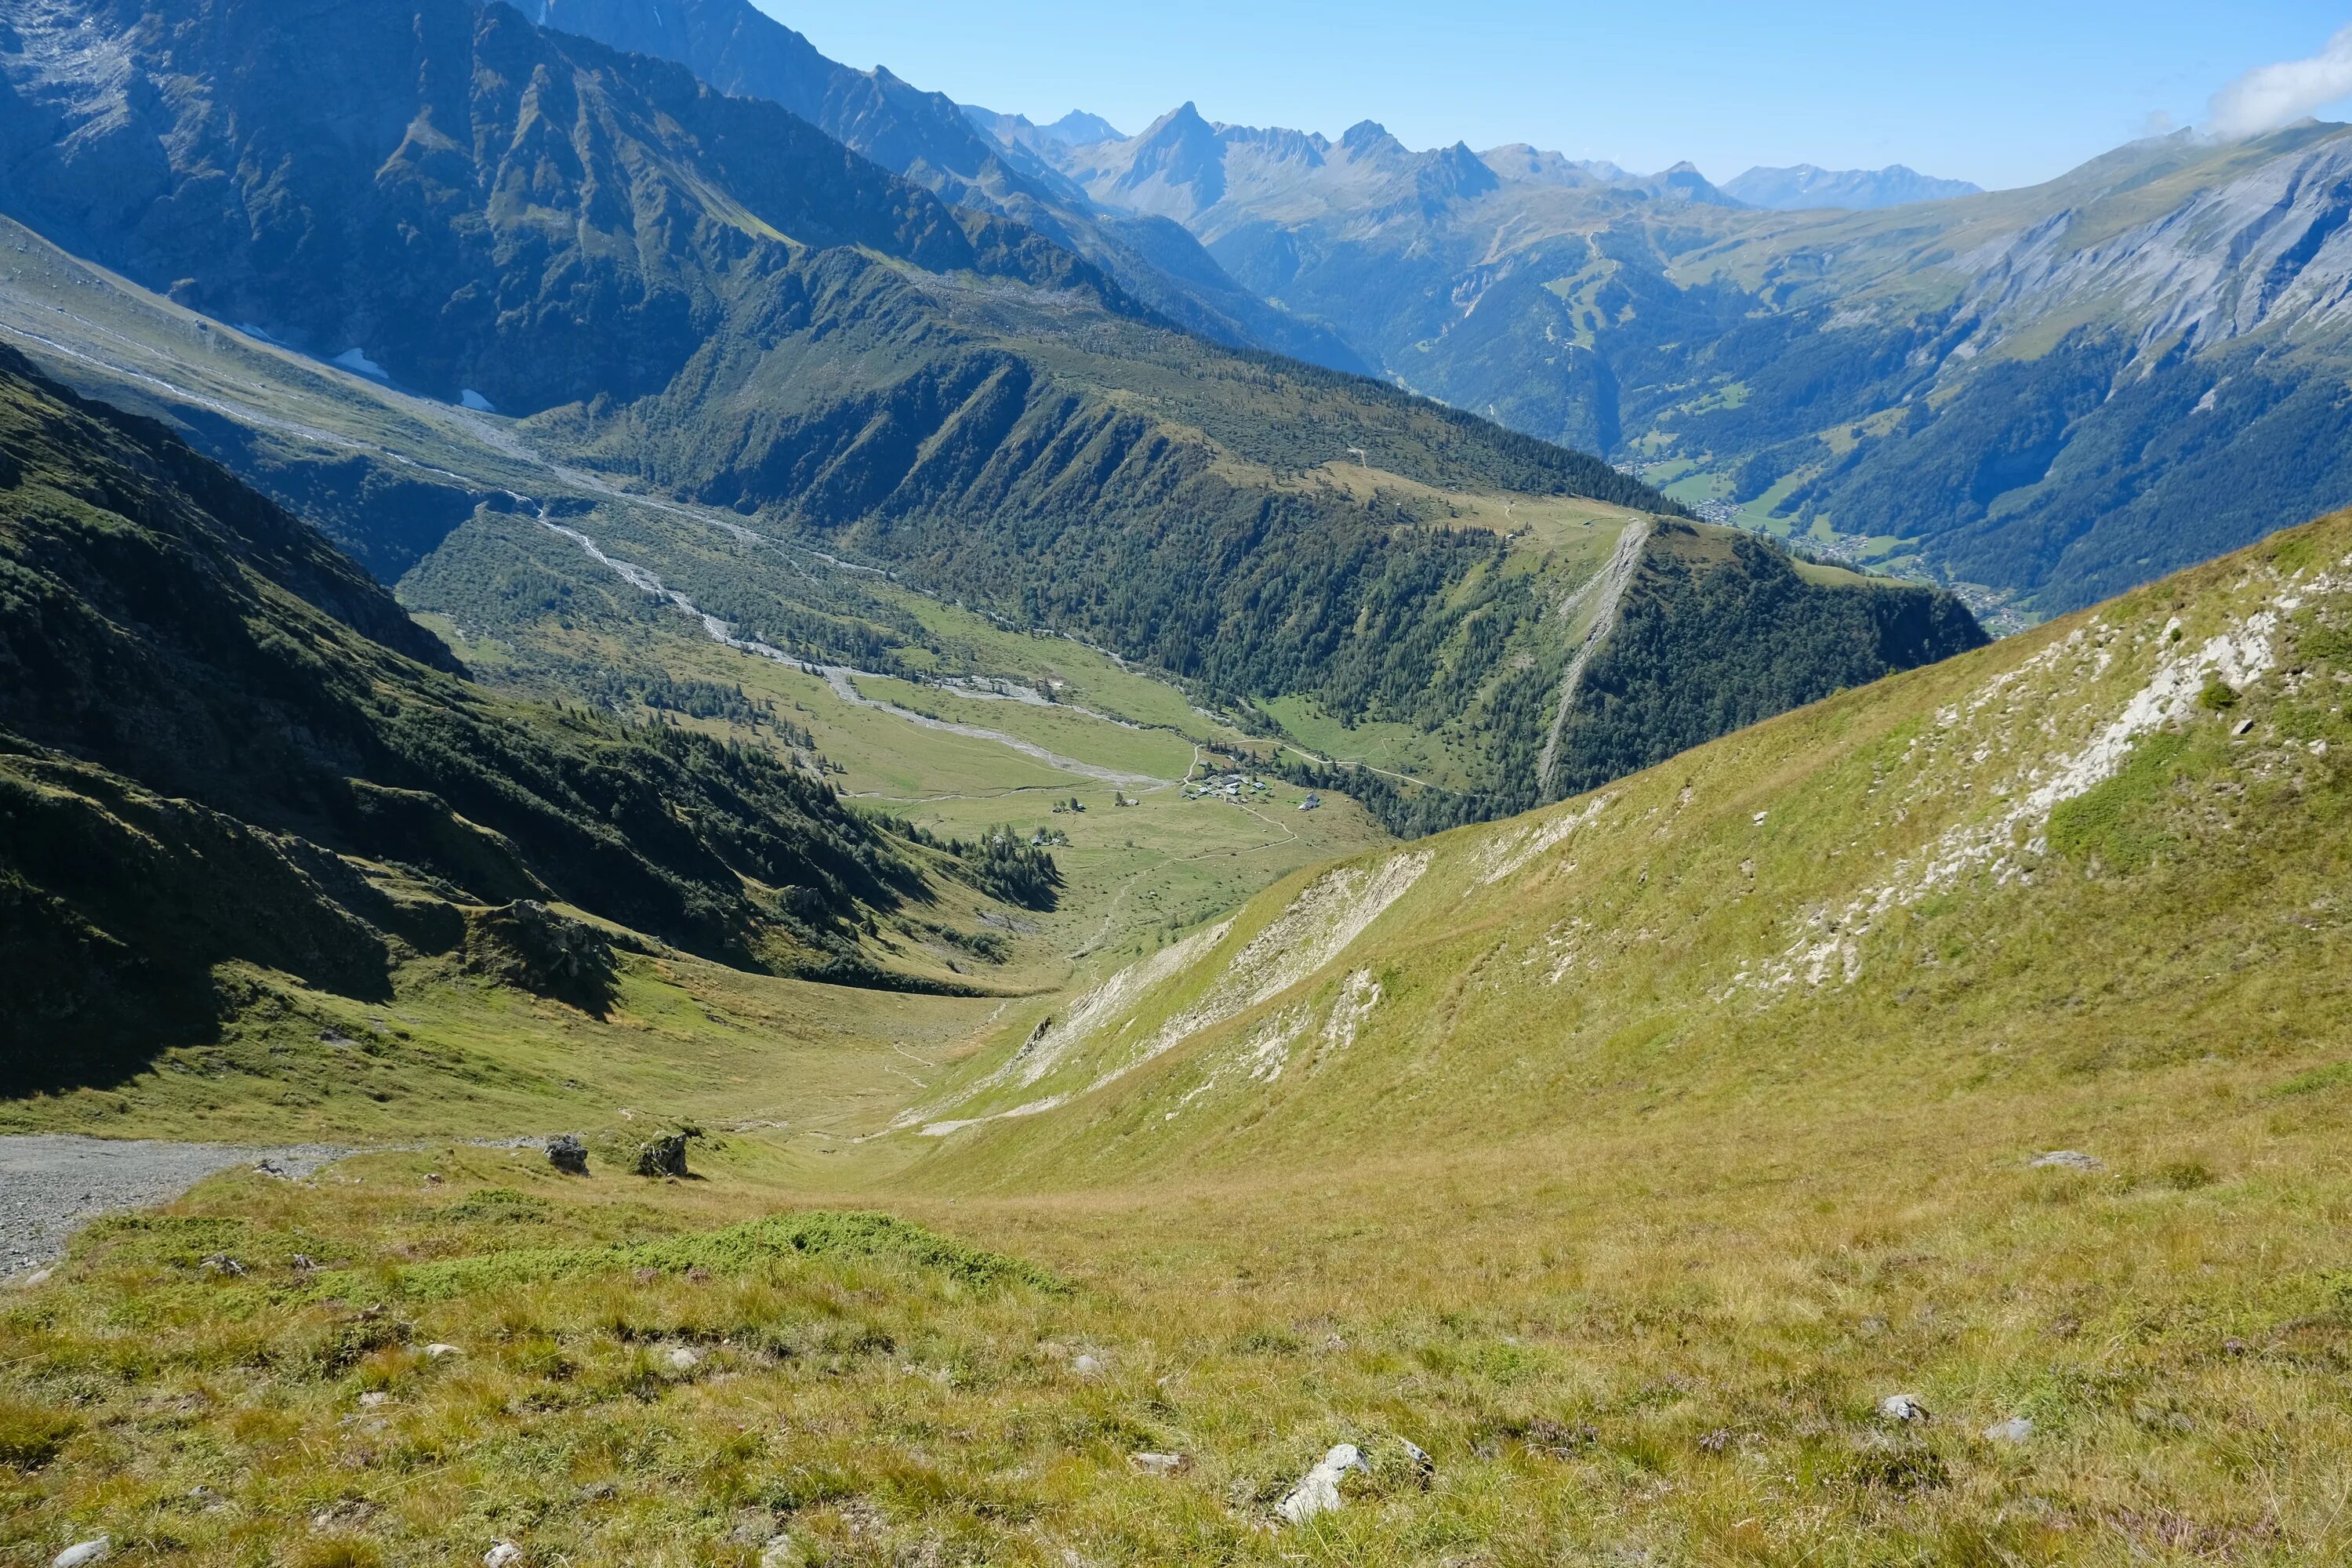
[2,1135,350,1274]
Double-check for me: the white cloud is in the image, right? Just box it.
[2209,25,2352,139]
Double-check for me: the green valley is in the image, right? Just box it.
[12,4,2350,1565]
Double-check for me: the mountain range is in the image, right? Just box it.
[1719,162,1983,209]
[0,0,1983,841]
[1015,103,2352,620]
[528,0,1367,372]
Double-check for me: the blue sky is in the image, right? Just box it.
[755,2,2352,191]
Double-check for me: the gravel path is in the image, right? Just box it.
[2,1135,352,1274]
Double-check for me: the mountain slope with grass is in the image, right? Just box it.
[0,346,964,1086]
[897,506,2352,1183]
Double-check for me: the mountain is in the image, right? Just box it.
[1047,107,1553,231]
[528,0,1366,372]
[1054,110,2352,620]
[0,0,1982,832]
[1038,109,1740,233]
[0,345,961,1085]
[1720,162,1983,210]
[964,104,1124,153]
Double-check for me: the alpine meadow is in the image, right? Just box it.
[2,4,2350,1566]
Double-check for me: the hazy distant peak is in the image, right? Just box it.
[1040,109,1123,146]
[1721,162,1983,210]
[1154,101,1214,136]
[963,103,1125,151]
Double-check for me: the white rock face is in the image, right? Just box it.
[53,1540,111,1568]
[1276,1443,1366,1524]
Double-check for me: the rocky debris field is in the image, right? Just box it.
[0,1135,350,1275]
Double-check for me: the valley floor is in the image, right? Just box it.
[4,1040,2347,1566]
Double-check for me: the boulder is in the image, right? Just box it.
[546,1134,590,1176]
[484,1544,522,1568]
[1878,1393,1929,1422]
[53,1541,110,1568]
[633,1134,689,1178]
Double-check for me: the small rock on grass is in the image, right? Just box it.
[1071,1353,1103,1377]
[484,1544,521,1567]
[1129,1451,1188,1475]
[53,1540,109,1568]
[1983,1417,2034,1444]
[664,1345,702,1372]
[424,1343,461,1360]
[1276,1444,1366,1525]
[1878,1394,1929,1422]
[546,1134,590,1176]
[2031,1150,2103,1171]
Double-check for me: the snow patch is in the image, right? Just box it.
[459,388,495,413]
[332,347,388,381]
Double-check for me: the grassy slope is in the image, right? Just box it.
[8,514,2352,1562]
